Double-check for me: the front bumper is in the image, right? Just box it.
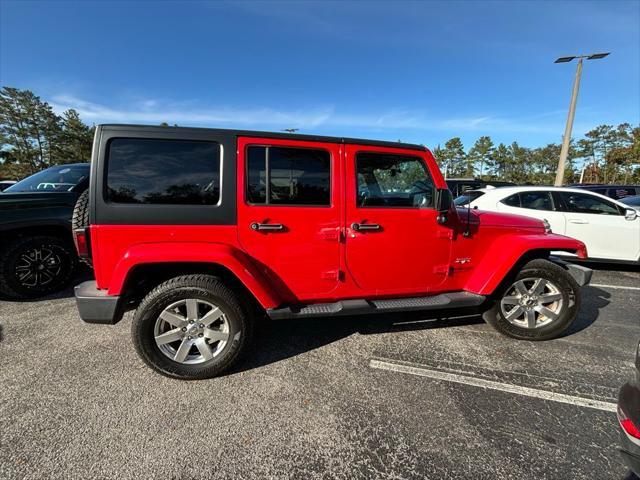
[549,257,593,286]
[74,280,122,324]
[619,380,640,477]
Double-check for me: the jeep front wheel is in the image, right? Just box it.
[131,274,254,380]
[483,259,580,341]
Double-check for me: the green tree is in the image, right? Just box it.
[59,109,94,163]
[468,136,494,180]
[0,86,63,178]
[439,137,467,177]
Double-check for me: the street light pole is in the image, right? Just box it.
[555,58,583,186]
[553,52,609,186]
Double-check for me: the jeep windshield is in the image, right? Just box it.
[4,164,89,193]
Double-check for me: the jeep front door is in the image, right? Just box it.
[237,137,342,301]
[344,146,451,294]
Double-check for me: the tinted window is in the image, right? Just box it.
[106,139,220,204]
[356,152,434,208]
[520,191,554,211]
[561,192,620,215]
[610,187,636,199]
[501,193,521,207]
[246,146,330,206]
[5,165,89,192]
[454,191,484,206]
[621,195,640,207]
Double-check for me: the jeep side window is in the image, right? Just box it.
[519,191,554,211]
[356,152,434,208]
[560,192,621,215]
[246,146,330,206]
[106,139,221,205]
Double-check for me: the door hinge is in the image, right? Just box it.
[321,270,342,281]
[318,227,341,242]
[433,264,451,275]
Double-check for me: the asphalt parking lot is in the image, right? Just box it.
[1,265,639,479]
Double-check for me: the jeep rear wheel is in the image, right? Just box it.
[0,235,77,299]
[483,259,580,341]
[131,274,253,380]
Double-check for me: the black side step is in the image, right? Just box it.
[267,292,486,320]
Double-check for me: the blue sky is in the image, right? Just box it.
[1,0,638,149]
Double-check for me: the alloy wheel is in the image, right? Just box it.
[154,298,230,364]
[500,277,564,329]
[15,247,63,288]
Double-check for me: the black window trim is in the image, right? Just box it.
[244,143,333,208]
[355,150,435,210]
[103,137,224,207]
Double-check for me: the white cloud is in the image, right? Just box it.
[49,93,577,137]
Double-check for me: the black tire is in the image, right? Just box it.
[71,190,92,267]
[483,258,581,341]
[131,274,254,380]
[71,189,89,231]
[0,235,77,299]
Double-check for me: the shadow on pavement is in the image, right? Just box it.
[235,309,484,375]
[235,284,612,373]
[561,285,611,336]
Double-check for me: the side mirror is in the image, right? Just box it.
[625,208,638,221]
[436,188,453,224]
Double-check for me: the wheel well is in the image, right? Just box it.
[0,225,73,248]
[119,262,264,316]
[490,249,552,299]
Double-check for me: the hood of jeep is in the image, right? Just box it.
[456,208,545,232]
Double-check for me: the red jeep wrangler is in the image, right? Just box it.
[73,125,591,380]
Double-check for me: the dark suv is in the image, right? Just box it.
[0,163,89,299]
[73,124,591,380]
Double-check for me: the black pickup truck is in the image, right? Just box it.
[0,163,89,299]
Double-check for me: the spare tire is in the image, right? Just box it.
[72,189,92,267]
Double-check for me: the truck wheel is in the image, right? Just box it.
[0,235,77,299]
[131,274,254,380]
[483,258,580,341]
[71,190,91,267]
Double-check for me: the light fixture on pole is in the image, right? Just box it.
[553,52,610,186]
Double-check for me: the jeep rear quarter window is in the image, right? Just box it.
[106,138,221,205]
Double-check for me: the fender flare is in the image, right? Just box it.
[107,242,282,308]
[463,233,587,295]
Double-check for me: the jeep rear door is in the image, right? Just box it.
[344,145,451,294]
[237,137,342,301]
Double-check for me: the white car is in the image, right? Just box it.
[459,186,640,264]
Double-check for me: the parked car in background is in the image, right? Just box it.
[0,163,89,299]
[0,180,17,191]
[73,124,591,380]
[569,184,638,200]
[620,195,640,212]
[445,177,516,197]
[617,339,640,477]
[460,186,640,264]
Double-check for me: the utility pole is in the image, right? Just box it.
[553,53,609,186]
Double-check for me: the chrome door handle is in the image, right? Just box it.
[351,222,381,232]
[250,222,284,231]
[568,219,588,224]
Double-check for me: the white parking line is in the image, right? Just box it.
[369,359,617,413]
[590,283,640,291]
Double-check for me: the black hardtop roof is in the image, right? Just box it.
[98,124,428,152]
